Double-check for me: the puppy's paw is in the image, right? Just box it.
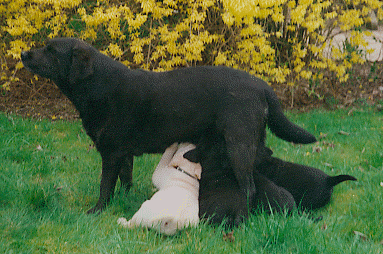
[117,217,129,227]
[156,218,178,235]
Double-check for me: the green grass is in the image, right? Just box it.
[1,108,383,253]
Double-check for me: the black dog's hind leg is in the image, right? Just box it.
[87,152,130,214]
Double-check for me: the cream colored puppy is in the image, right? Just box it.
[118,143,201,235]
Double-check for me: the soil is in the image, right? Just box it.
[1,59,383,121]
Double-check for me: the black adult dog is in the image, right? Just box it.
[21,38,316,214]
[184,141,296,226]
[257,148,357,210]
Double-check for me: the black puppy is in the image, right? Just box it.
[257,148,357,210]
[21,38,316,213]
[184,141,296,227]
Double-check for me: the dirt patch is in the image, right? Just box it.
[1,63,79,120]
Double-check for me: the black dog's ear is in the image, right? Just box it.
[183,149,200,163]
[263,146,273,157]
[69,41,94,84]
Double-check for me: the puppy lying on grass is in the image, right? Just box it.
[184,141,296,227]
[257,147,357,210]
[118,143,201,235]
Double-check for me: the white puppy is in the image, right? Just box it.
[118,143,201,235]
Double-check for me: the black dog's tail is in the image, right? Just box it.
[264,88,317,144]
[327,175,357,187]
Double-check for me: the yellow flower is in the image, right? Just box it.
[291,5,306,24]
[272,12,284,23]
[300,70,312,79]
[7,40,29,59]
[127,14,148,31]
[222,12,235,26]
[214,52,227,65]
[108,43,124,58]
[133,53,144,64]
[325,11,337,19]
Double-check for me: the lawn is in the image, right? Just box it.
[0,108,382,253]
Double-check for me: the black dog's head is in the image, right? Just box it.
[21,38,95,86]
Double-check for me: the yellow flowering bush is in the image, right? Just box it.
[1,0,382,95]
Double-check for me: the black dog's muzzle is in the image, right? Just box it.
[21,51,32,62]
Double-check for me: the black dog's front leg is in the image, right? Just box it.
[118,155,133,192]
[221,105,266,207]
[226,142,257,203]
[87,153,125,214]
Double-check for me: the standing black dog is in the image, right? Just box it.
[21,38,316,214]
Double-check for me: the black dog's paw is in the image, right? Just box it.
[118,182,133,194]
[86,205,104,215]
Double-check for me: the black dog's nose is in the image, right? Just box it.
[21,51,31,61]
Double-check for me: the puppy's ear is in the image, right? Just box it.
[183,149,199,163]
[69,41,94,84]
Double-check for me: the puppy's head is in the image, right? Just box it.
[172,143,202,180]
[21,38,94,86]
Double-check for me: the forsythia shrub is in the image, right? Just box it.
[1,0,382,96]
